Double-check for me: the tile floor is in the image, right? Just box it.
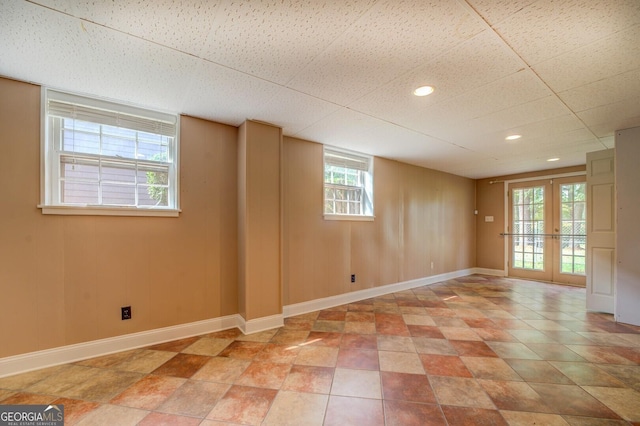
[1,275,640,425]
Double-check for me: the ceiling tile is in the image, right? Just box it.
[67,0,222,55]
[181,60,283,127]
[465,0,537,26]
[463,95,572,136]
[495,0,640,65]
[533,24,640,92]
[286,0,485,105]
[199,0,378,84]
[558,68,640,113]
[350,29,525,121]
[79,22,197,114]
[0,2,94,93]
[456,114,588,148]
[255,90,342,135]
[578,95,640,138]
[400,69,553,139]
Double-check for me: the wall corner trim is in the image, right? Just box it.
[239,314,285,335]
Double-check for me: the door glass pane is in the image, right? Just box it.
[559,183,586,275]
[512,186,545,271]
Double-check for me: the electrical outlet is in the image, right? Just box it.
[351,274,356,283]
[121,306,132,320]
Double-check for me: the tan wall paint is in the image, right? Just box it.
[0,78,238,357]
[475,166,586,271]
[282,137,476,305]
[2,76,479,359]
[238,121,282,320]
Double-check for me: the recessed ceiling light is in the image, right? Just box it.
[547,157,560,162]
[413,86,435,96]
[505,134,521,141]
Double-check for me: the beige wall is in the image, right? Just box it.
[475,165,586,271]
[282,137,477,305]
[238,121,282,320]
[0,78,238,358]
[1,76,477,359]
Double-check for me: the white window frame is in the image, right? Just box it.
[323,146,374,221]
[39,88,180,217]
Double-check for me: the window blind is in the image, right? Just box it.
[324,148,371,171]
[47,90,176,137]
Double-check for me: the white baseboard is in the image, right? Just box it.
[473,268,506,277]
[240,314,284,335]
[0,314,242,379]
[1,268,495,378]
[283,268,476,318]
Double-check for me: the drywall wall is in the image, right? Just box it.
[0,78,239,358]
[281,137,476,306]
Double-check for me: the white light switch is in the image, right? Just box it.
[485,216,494,222]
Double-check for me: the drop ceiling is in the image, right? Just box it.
[1,0,639,179]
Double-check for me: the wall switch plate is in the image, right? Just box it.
[121,306,132,320]
[485,216,494,222]
[351,274,356,283]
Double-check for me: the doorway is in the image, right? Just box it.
[507,177,586,286]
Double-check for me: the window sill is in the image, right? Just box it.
[324,214,374,222]
[38,205,180,217]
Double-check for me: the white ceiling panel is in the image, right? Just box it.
[494,0,640,65]
[578,95,640,138]
[350,29,525,121]
[401,70,553,139]
[254,90,342,136]
[200,0,378,84]
[455,96,574,141]
[61,0,222,55]
[2,0,640,179]
[78,22,201,114]
[533,24,640,93]
[293,107,461,162]
[181,60,283,127]
[286,0,485,105]
[558,68,640,113]
[465,0,537,26]
[454,114,588,149]
[0,1,93,93]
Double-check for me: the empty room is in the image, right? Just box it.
[1,1,639,425]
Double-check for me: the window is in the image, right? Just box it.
[324,147,373,219]
[41,89,179,216]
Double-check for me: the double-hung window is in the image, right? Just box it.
[323,147,373,220]
[41,89,179,216]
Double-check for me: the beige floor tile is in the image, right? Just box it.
[430,376,496,409]
[182,337,233,356]
[461,356,523,381]
[111,349,177,373]
[75,404,148,426]
[262,390,328,426]
[377,335,416,352]
[191,356,250,383]
[378,351,424,374]
[500,410,570,425]
[439,327,482,341]
[402,314,436,326]
[331,368,381,399]
[582,386,640,422]
[294,346,339,367]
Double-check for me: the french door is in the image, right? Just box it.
[507,177,586,286]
